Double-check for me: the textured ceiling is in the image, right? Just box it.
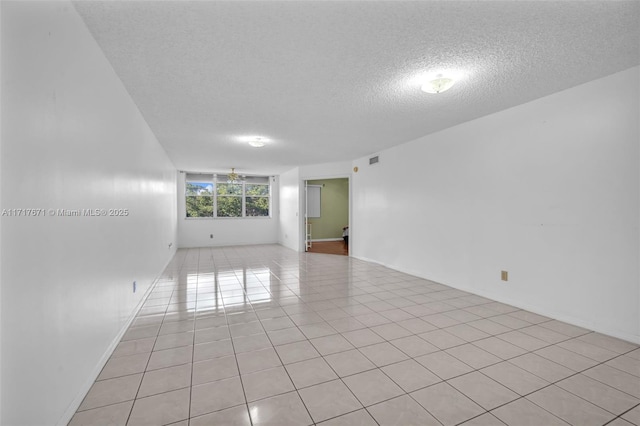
[73,1,640,175]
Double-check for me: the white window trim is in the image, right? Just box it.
[185,173,272,219]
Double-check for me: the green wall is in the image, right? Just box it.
[307,178,349,240]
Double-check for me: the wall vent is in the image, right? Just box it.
[369,155,379,165]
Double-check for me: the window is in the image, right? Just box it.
[185,173,271,218]
[216,174,243,218]
[186,174,214,218]
[245,176,270,217]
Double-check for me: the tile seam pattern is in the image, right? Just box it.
[71,245,640,426]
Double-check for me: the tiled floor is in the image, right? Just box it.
[71,245,640,426]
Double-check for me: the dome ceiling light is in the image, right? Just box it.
[249,137,265,148]
[238,135,269,148]
[421,74,456,94]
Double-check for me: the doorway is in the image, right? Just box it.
[304,177,349,256]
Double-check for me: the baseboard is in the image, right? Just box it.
[56,253,175,426]
[177,240,280,248]
[310,238,343,242]
[467,288,640,345]
[351,254,640,345]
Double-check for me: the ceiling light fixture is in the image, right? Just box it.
[238,135,270,147]
[421,74,456,94]
[249,137,265,148]
[227,168,239,183]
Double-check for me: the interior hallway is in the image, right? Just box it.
[71,245,640,425]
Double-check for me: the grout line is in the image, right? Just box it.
[77,245,640,426]
[122,253,188,425]
[602,402,639,425]
[185,247,201,423]
[251,297,317,424]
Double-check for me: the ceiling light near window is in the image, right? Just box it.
[249,138,265,148]
[421,74,456,94]
[227,168,239,183]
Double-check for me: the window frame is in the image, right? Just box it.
[244,182,271,218]
[216,181,244,218]
[185,175,215,218]
[184,173,272,219]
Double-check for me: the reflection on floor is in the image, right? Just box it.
[307,240,348,256]
[71,244,639,426]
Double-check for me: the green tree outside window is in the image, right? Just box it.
[185,174,270,218]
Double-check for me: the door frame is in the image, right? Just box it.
[301,176,351,254]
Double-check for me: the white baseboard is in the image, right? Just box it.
[351,254,640,345]
[310,238,343,242]
[56,253,175,426]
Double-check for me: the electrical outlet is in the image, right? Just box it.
[501,271,508,281]
[168,242,173,249]
[210,234,214,239]
[133,281,137,293]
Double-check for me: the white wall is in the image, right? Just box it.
[352,67,639,343]
[299,161,353,180]
[177,173,279,247]
[0,3,3,419]
[279,167,301,251]
[1,2,177,424]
